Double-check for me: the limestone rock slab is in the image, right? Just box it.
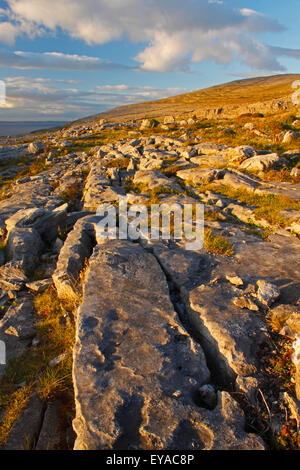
[72,240,263,450]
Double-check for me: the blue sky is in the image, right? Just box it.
[0,0,299,121]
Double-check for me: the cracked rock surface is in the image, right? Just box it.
[72,240,263,450]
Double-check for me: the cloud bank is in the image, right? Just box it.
[0,49,130,70]
[0,0,298,72]
[0,76,188,120]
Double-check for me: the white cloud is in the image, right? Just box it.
[96,84,131,91]
[0,0,296,72]
[0,4,44,44]
[95,84,188,101]
[0,49,129,70]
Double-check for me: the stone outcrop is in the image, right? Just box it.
[6,227,43,273]
[0,144,29,162]
[5,205,68,243]
[72,240,263,450]
[240,154,285,172]
[53,216,99,300]
[0,298,35,378]
[177,167,225,185]
[133,169,181,192]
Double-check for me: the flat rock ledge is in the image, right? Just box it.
[72,240,264,450]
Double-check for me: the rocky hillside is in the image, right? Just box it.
[0,80,300,450]
[75,74,300,124]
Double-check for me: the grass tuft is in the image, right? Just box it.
[204,184,300,228]
[0,287,76,447]
[204,228,234,256]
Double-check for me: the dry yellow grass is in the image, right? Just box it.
[0,287,76,447]
[161,74,300,107]
[74,74,300,125]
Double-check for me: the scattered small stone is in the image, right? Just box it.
[233,295,259,311]
[216,199,224,208]
[27,141,44,155]
[282,130,300,144]
[226,275,244,287]
[48,352,68,368]
[256,280,280,307]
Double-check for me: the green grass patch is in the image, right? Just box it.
[204,228,234,256]
[104,157,130,169]
[204,184,300,227]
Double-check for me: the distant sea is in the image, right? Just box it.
[0,121,67,137]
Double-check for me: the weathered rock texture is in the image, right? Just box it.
[72,240,263,450]
[53,216,99,300]
[0,298,35,378]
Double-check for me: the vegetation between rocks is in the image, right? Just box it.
[0,287,76,448]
